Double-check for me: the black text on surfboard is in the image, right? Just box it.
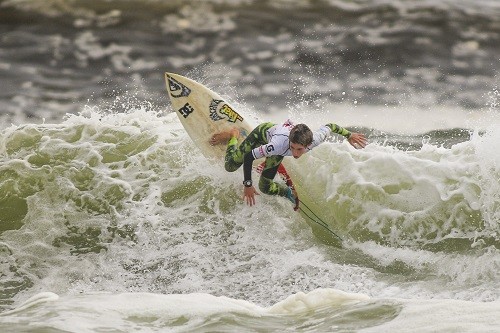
[209,99,243,123]
[178,103,194,118]
[167,75,191,98]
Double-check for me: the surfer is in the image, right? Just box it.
[210,120,367,206]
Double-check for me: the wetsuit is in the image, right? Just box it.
[224,120,351,198]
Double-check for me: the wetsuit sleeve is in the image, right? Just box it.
[309,124,352,149]
[326,123,351,138]
[243,152,254,182]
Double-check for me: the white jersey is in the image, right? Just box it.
[251,120,332,159]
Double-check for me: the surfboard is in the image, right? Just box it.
[164,72,343,246]
[165,72,256,161]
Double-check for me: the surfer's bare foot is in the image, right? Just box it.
[210,128,240,145]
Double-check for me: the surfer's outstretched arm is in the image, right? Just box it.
[311,123,367,149]
[327,123,367,148]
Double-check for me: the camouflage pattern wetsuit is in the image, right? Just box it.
[224,120,351,198]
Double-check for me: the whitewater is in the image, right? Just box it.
[0,103,498,332]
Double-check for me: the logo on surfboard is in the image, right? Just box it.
[178,103,194,118]
[167,75,191,98]
[209,99,243,123]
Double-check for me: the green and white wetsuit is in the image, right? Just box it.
[224,120,351,198]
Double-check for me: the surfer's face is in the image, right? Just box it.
[290,142,307,159]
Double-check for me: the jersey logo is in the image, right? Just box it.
[266,145,274,153]
[209,99,243,123]
[178,103,194,118]
[167,75,191,98]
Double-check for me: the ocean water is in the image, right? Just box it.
[1,0,499,332]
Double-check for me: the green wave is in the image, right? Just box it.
[1,114,498,249]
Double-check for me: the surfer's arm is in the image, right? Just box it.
[326,123,351,138]
[243,152,254,183]
[309,124,366,149]
[310,125,344,148]
[242,152,259,206]
[324,123,367,149]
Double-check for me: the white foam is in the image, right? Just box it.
[268,288,370,314]
[2,290,498,332]
[0,289,369,331]
[361,298,500,333]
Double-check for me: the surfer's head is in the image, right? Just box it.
[289,124,313,159]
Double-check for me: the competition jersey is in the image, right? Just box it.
[251,120,333,159]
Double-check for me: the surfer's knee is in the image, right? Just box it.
[258,177,274,195]
[259,177,289,197]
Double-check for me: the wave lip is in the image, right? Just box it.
[286,131,499,249]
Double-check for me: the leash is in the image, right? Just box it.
[275,164,343,242]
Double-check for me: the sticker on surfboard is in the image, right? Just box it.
[167,75,191,98]
[177,102,195,118]
[209,99,243,123]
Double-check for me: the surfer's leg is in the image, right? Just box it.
[258,156,289,197]
[224,122,275,172]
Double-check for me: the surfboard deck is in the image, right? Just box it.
[165,72,255,161]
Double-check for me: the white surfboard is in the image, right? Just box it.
[165,72,256,161]
[164,72,344,246]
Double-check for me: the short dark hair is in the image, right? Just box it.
[289,124,313,146]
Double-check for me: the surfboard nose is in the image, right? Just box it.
[165,73,192,98]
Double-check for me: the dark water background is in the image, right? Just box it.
[0,0,499,127]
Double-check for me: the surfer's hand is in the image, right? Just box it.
[243,186,259,206]
[347,133,367,149]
